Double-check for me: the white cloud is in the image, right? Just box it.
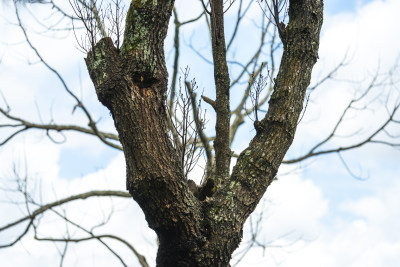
[292,0,400,157]
[234,168,329,266]
[263,172,328,239]
[321,0,400,70]
[278,179,400,267]
[235,165,400,267]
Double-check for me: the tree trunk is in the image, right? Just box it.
[84,0,324,266]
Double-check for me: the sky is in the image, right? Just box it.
[0,0,399,266]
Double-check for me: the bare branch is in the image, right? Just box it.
[284,90,400,164]
[13,4,120,149]
[308,52,351,91]
[89,0,108,38]
[0,105,121,149]
[227,0,251,51]
[0,190,130,234]
[34,208,149,267]
[185,80,213,172]
[167,68,207,179]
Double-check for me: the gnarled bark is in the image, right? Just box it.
[84,0,323,266]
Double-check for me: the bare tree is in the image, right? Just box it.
[0,0,399,266]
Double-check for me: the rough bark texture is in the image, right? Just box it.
[84,0,324,266]
[210,0,232,187]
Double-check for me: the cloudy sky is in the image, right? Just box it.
[0,0,399,266]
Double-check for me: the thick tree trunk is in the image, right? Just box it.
[84,0,324,266]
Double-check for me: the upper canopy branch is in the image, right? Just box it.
[210,0,233,186]
[284,61,400,164]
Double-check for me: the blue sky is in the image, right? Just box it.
[0,0,399,266]
[325,0,373,14]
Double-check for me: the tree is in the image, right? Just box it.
[82,0,323,265]
[1,0,399,266]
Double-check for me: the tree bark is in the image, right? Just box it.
[210,0,232,187]
[84,0,324,266]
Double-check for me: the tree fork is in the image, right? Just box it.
[200,0,324,264]
[84,0,323,266]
